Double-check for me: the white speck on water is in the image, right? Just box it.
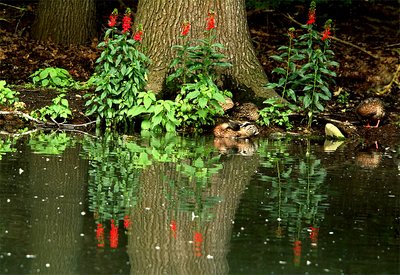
[59,195,64,198]
[231,220,235,224]
[81,211,86,216]
[7,199,10,203]
[79,201,82,205]
[26,254,37,259]
[155,246,160,250]
[34,196,38,199]
[307,260,311,265]
[279,261,287,265]
[19,168,24,174]
[43,167,46,170]
[5,230,8,234]
[45,263,50,268]
[46,158,50,162]
[277,218,282,222]
[206,255,214,259]
[388,194,395,198]
[265,219,269,222]
[329,231,334,235]
[240,227,245,231]
[145,207,151,211]
[6,252,11,256]
[80,233,84,237]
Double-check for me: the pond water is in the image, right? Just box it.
[0,132,399,274]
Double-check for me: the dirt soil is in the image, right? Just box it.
[0,1,399,144]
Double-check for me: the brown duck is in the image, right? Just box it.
[231,102,260,122]
[213,120,259,138]
[355,98,385,128]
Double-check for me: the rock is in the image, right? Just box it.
[325,123,345,139]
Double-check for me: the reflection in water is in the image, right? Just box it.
[0,133,399,274]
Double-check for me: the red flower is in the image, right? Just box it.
[321,28,331,41]
[122,10,132,33]
[108,9,118,27]
[206,11,215,30]
[322,19,332,41]
[181,22,191,36]
[110,219,119,248]
[133,30,143,41]
[96,223,105,248]
[307,1,316,25]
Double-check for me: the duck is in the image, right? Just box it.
[231,102,260,121]
[213,120,259,138]
[355,98,385,128]
[213,137,258,156]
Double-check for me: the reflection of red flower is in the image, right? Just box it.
[194,231,203,257]
[181,22,191,36]
[96,223,105,248]
[206,11,215,30]
[170,220,177,239]
[310,226,319,245]
[293,240,302,265]
[133,30,143,41]
[110,219,119,248]
[124,215,131,229]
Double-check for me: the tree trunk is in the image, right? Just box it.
[32,0,96,45]
[135,0,279,101]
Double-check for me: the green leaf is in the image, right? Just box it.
[270,55,284,62]
[198,97,208,108]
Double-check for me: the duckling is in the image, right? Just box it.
[355,98,385,128]
[213,137,258,156]
[231,102,260,121]
[213,120,259,139]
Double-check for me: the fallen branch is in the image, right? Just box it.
[0,110,96,129]
[283,13,380,59]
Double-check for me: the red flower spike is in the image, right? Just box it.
[310,226,320,245]
[206,11,216,30]
[193,231,203,257]
[108,9,118,27]
[322,19,332,41]
[307,1,316,25]
[122,9,132,33]
[181,22,191,36]
[170,220,177,239]
[133,30,143,41]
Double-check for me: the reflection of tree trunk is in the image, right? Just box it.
[127,152,260,274]
[26,146,88,274]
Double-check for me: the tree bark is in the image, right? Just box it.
[135,0,279,101]
[32,0,96,45]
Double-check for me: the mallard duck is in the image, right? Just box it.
[355,98,385,128]
[231,102,260,121]
[213,120,259,138]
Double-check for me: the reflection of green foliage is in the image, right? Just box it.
[259,140,328,240]
[0,138,17,160]
[82,132,223,222]
[28,132,73,155]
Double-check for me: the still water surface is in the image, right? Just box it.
[0,132,399,274]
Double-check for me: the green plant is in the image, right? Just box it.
[85,8,150,128]
[28,132,73,155]
[167,12,232,89]
[259,98,294,130]
[30,67,77,89]
[0,80,19,106]
[266,2,339,128]
[33,93,72,121]
[175,75,231,131]
[128,91,180,132]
